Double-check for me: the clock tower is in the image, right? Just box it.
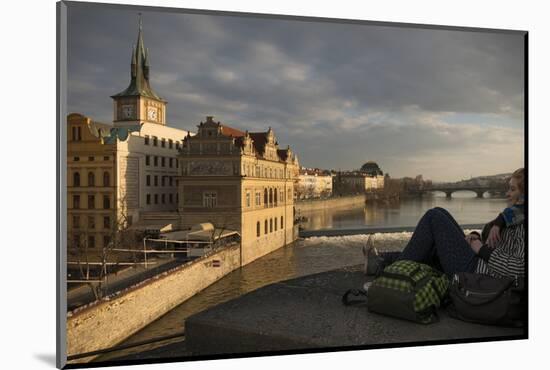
[111,16,167,126]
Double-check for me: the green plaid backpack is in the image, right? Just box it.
[343,260,450,324]
[368,260,449,324]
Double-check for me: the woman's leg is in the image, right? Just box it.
[395,208,478,274]
[431,207,465,236]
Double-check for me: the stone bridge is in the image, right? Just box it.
[423,184,506,198]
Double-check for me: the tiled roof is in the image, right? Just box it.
[249,132,267,154]
[220,125,246,138]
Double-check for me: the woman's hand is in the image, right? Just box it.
[469,239,483,254]
[487,225,501,249]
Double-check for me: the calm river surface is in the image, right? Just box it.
[98,192,506,361]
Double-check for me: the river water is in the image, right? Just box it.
[97,192,507,361]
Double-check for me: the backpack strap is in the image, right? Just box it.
[342,289,368,306]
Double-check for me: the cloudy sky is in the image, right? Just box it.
[67,3,525,182]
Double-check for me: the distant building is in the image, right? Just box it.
[297,168,333,199]
[67,20,189,252]
[333,161,385,194]
[177,116,300,265]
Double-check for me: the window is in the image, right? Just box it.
[146,194,151,204]
[274,190,278,205]
[176,160,178,168]
[269,189,273,206]
[144,135,150,145]
[103,195,110,209]
[73,172,80,187]
[169,193,173,203]
[176,193,179,203]
[88,172,95,187]
[161,194,165,204]
[255,192,261,206]
[103,235,111,248]
[154,175,158,186]
[281,216,284,229]
[73,234,80,248]
[154,156,158,166]
[264,220,268,235]
[246,191,251,207]
[73,216,79,229]
[161,138,166,148]
[103,216,110,229]
[161,176,165,187]
[169,158,173,168]
[88,156,94,161]
[270,219,273,233]
[146,175,151,186]
[153,136,158,146]
[161,157,165,167]
[264,189,268,207]
[104,156,109,161]
[257,222,260,237]
[74,156,80,162]
[169,139,173,149]
[169,177,173,186]
[154,194,158,204]
[88,195,95,209]
[146,155,150,166]
[88,216,95,229]
[176,142,180,150]
[72,126,81,141]
[275,218,278,231]
[88,235,95,248]
[73,195,80,209]
[103,172,110,187]
[203,192,217,208]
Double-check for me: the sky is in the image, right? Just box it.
[67,3,525,182]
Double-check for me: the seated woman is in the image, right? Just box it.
[365,168,525,278]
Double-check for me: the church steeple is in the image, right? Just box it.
[111,14,164,102]
[112,14,167,126]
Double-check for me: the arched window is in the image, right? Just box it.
[73,172,80,187]
[269,189,273,206]
[88,172,95,187]
[264,189,268,207]
[103,171,110,187]
[281,216,284,229]
[270,218,273,233]
[274,218,277,231]
[256,222,260,237]
[274,189,278,205]
[264,220,268,235]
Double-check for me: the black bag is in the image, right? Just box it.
[447,272,526,327]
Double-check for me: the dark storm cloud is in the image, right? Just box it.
[67,3,524,181]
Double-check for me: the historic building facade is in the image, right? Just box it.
[67,20,189,253]
[177,116,300,265]
[296,168,333,199]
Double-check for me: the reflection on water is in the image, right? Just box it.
[98,192,506,361]
[299,192,507,230]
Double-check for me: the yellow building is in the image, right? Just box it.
[178,116,300,265]
[67,20,189,255]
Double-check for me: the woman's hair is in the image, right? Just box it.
[511,168,525,193]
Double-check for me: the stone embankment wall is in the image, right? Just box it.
[295,194,365,212]
[66,244,241,362]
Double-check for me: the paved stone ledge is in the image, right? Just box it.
[185,265,525,356]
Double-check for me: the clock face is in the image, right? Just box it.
[121,105,134,119]
[147,107,158,121]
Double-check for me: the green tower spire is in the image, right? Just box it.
[111,14,164,102]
